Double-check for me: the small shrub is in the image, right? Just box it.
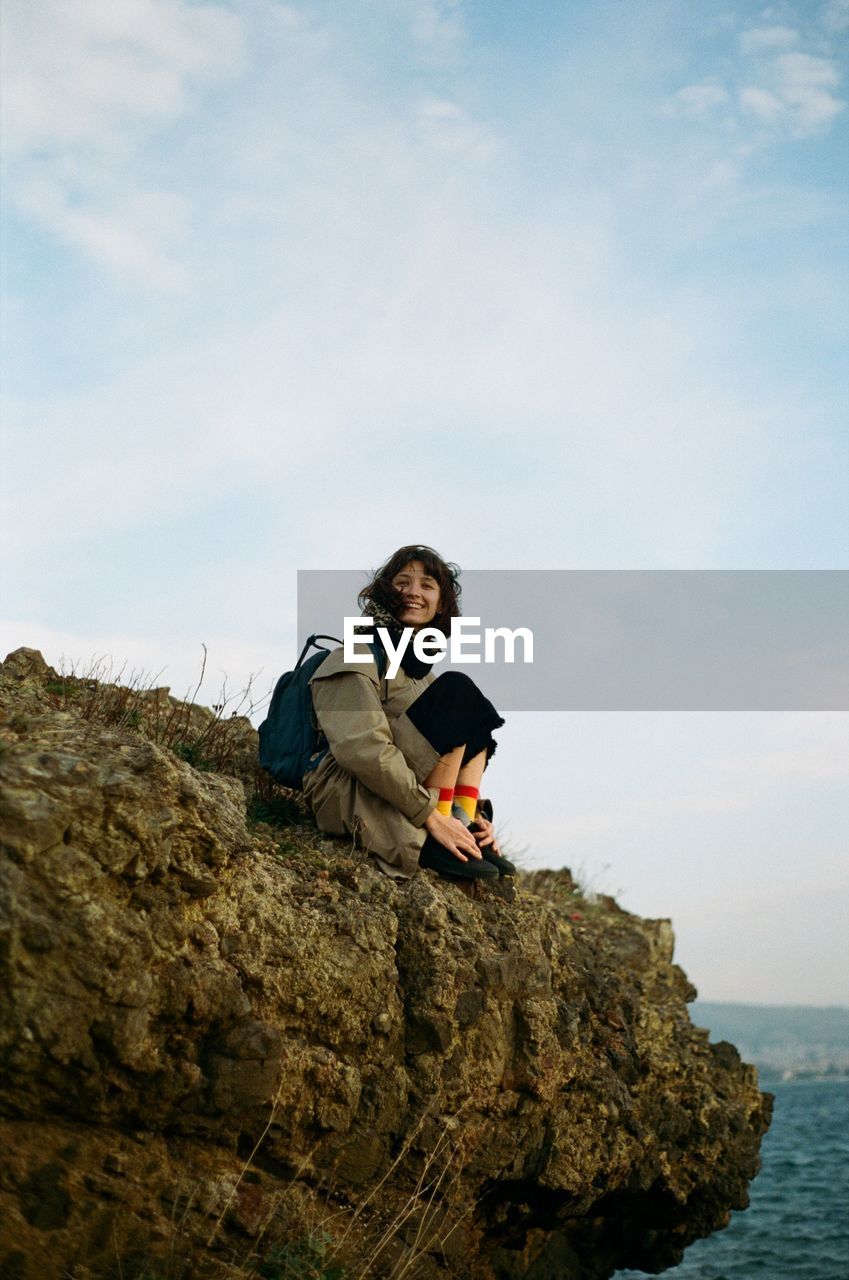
[254,1233,346,1280]
[247,792,307,830]
[172,741,215,772]
[47,659,154,734]
[51,647,269,779]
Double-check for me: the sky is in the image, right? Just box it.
[1,0,847,1005]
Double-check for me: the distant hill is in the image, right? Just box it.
[692,1001,849,1081]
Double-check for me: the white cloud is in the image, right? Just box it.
[668,12,846,147]
[409,0,466,63]
[667,82,730,118]
[2,0,243,285]
[740,85,786,123]
[14,170,191,290]
[3,1,844,577]
[738,51,846,139]
[774,51,846,133]
[2,0,242,155]
[415,98,503,159]
[2,181,812,573]
[739,25,799,52]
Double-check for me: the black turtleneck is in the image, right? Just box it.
[379,625,439,679]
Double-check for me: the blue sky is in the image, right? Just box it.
[2,0,847,1003]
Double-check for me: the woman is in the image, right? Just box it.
[302,545,515,882]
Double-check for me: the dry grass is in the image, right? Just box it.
[47,646,267,779]
[239,1110,476,1280]
[99,1102,477,1280]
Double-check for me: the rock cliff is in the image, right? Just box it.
[0,648,772,1280]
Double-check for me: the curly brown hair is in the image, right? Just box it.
[359,545,462,636]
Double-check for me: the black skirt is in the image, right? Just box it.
[405,670,505,765]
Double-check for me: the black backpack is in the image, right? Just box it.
[258,633,386,789]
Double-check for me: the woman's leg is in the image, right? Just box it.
[424,743,465,791]
[455,749,487,792]
[404,673,508,880]
[453,748,487,822]
[454,748,517,877]
[420,740,497,879]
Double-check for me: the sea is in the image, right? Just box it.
[616,1078,849,1280]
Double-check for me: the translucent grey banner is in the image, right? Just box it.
[297,571,849,711]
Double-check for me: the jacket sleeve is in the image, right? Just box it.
[309,668,437,827]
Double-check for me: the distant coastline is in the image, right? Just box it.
[692,1001,849,1082]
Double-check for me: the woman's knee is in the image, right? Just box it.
[406,669,505,759]
[433,670,481,696]
[410,670,485,720]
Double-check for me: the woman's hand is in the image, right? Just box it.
[424,810,483,862]
[472,813,502,855]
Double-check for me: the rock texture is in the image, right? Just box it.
[0,648,772,1280]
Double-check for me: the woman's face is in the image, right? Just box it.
[391,560,441,628]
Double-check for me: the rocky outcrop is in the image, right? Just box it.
[0,648,772,1280]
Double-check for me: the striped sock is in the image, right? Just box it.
[436,788,454,816]
[453,785,479,823]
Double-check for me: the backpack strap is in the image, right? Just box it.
[296,633,343,669]
[370,640,387,678]
[370,639,389,699]
[304,634,388,697]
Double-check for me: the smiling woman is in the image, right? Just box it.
[301,544,515,882]
[390,561,442,627]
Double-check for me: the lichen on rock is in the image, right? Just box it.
[0,647,772,1279]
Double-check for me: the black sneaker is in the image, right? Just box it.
[465,799,517,877]
[479,844,518,877]
[419,836,498,880]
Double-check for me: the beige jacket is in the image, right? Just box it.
[302,647,441,877]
